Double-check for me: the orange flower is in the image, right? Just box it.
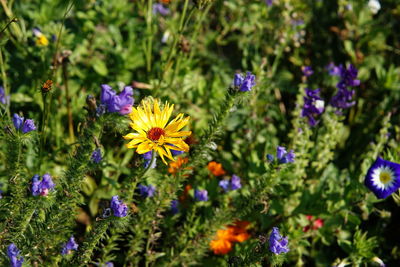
[207,161,226,176]
[210,236,232,255]
[160,0,171,4]
[168,157,189,174]
[179,184,192,202]
[210,221,250,255]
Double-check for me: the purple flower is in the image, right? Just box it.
[171,200,179,214]
[138,184,156,198]
[61,236,79,255]
[301,88,325,126]
[265,0,273,6]
[142,151,157,169]
[266,154,274,162]
[230,175,242,190]
[219,175,242,192]
[13,114,36,133]
[269,227,289,255]
[102,263,114,267]
[12,114,24,131]
[326,62,341,76]
[364,157,400,199]
[91,148,102,163]
[301,66,313,77]
[100,84,134,115]
[153,3,170,16]
[0,86,9,105]
[31,174,55,196]
[0,190,3,199]
[194,189,208,201]
[272,146,295,164]
[233,72,256,92]
[22,119,36,133]
[331,64,360,110]
[7,243,24,267]
[218,180,230,191]
[111,195,128,217]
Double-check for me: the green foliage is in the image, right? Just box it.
[1,0,400,266]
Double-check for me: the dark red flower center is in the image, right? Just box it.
[147,127,165,141]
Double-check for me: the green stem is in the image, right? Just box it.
[145,0,153,73]
[72,219,111,266]
[0,48,10,118]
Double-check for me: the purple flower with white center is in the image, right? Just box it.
[364,157,400,199]
[269,227,289,255]
[0,86,9,105]
[331,64,360,110]
[194,189,208,201]
[233,72,256,92]
[31,174,55,197]
[102,262,114,267]
[91,148,102,163]
[138,184,156,198]
[100,84,134,115]
[110,195,128,217]
[301,88,325,126]
[171,200,179,214]
[153,3,170,16]
[7,243,24,267]
[326,62,341,76]
[301,66,313,77]
[61,236,79,255]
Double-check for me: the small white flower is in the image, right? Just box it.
[314,100,325,113]
[368,0,381,14]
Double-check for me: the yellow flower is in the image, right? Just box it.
[123,98,191,164]
[36,35,49,46]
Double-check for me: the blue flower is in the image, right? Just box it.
[100,84,134,115]
[218,180,230,191]
[153,3,170,16]
[7,243,24,267]
[13,114,36,133]
[91,148,102,163]
[364,157,400,199]
[265,0,273,6]
[61,236,79,255]
[233,72,256,92]
[170,200,179,214]
[301,88,325,126]
[31,174,55,196]
[275,146,295,164]
[326,62,341,76]
[219,175,242,192]
[301,66,313,77]
[110,195,128,217]
[331,64,360,110]
[138,184,156,198]
[0,86,9,105]
[142,151,157,169]
[12,114,24,131]
[269,227,289,255]
[194,189,208,201]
